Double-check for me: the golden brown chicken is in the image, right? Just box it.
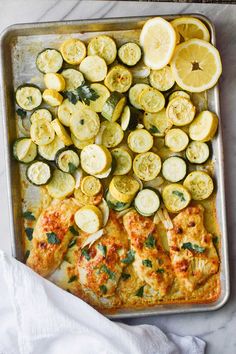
[167,204,219,292]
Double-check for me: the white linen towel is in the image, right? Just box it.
[0,250,205,354]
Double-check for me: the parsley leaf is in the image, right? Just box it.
[63,91,77,104]
[63,82,99,106]
[47,232,60,244]
[97,244,107,257]
[172,190,186,202]
[69,226,79,236]
[144,233,156,248]
[135,285,145,297]
[25,227,33,241]
[68,275,78,283]
[213,236,219,246]
[121,272,131,281]
[182,242,205,253]
[156,268,165,274]
[82,247,90,261]
[100,285,107,294]
[23,211,36,220]
[68,238,77,248]
[99,264,115,279]
[121,250,135,264]
[25,250,30,261]
[16,108,27,119]
[149,125,160,134]
[68,162,77,174]
[142,259,152,268]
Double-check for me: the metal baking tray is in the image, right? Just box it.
[0,14,230,318]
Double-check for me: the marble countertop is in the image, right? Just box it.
[0,1,235,353]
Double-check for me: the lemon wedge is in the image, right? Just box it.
[140,17,176,70]
[171,39,222,92]
[171,17,210,43]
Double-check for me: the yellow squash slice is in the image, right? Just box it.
[189,110,218,142]
[60,38,86,65]
[162,183,191,213]
[79,55,107,82]
[70,106,100,141]
[133,152,162,181]
[183,171,214,200]
[128,129,153,153]
[149,66,175,91]
[109,175,140,203]
[75,205,102,234]
[80,144,112,175]
[104,65,132,93]
[46,169,75,199]
[165,128,189,152]
[51,119,72,146]
[87,35,117,65]
[81,176,102,197]
[139,87,165,113]
[166,97,196,126]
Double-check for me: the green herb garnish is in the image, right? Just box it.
[46,232,60,244]
[69,225,79,236]
[144,233,156,249]
[135,285,145,297]
[68,162,77,174]
[97,244,107,257]
[100,285,107,294]
[23,211,36,220]
[82,247,90,261]
[149,125,160,134]
[26,96,33,104]
[16,108,27,118]
[25,250,30,261]
[172,190,186,202]
[99,264,115,279]
[68,238,77,248]
[156,268,165,274]
[25,227,33,241]
[80,119,84,125]
[63,91,77,104]
[68,275,78,283]
[182,242,205,253]
[64,82,99,106]
[121,250,135,264]
[213,236,219,246]
[142,259,152,268]
[121,272,131,281]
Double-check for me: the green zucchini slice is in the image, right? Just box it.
[36,48,63,73]
[13,138,37,164]
[30,108,52,123]
[26,161,51,186]
[118,42,142,66]
[55,148,80,173]
[111,148,132,175]
[16,85,42,111]
[186,141,210,164]
[101,92,126,122]
[162,156,187,182]
[134,188,161,216]
[38,136,65,161]
[105,190,130,211]
[120,105,140,131]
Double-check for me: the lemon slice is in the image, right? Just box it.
[171,17,210,43]
[140,17,176,70]
[171,39,222,92]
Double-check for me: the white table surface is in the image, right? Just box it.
[0,1,236,353]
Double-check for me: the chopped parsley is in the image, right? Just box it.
[144,233,156,249]
[46,232,60,244]
[212,236,219,246]
[99,264,115,279]
[69,226,79,236]
[63,82,99,106]
[80,119,84,125]
[121,272,131,281]
[182,242,205,253]
[16,108,27,119]
[25,250,30,261]
[172,190,186,202]
[142,259,152,268]
[68,238,77,248]
[68,275,78,283]
[97,244,107,257]
[149,125,160,134]
[63,91,77,104]
[121,250,135,264]
[100,285,107,294]
[25,227,33,241]
[135,285,145,298]
[23,211,36,220]
[156,268,165,274]
[68,162,77,174]
[82,247,90,261]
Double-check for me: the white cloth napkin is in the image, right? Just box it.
[0,250,205,354]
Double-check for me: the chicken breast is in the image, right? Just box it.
[167,205,219,292]
[77,211,129,297]
[27,198,79,277]
[123,210,174,297]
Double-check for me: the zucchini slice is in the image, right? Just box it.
[109,175,140,203]
[13,138,37,163]
[104,65,132,93]
[133,152,162,181]
[30,118,55,146]
[165,128,189,152]
[61,69,84,91]
[38,136,65,161]
[71,134,94,150]
[129,83,150,110]
[94,166,112,179]
[55,148,80,173]
[88,84,110,113]
[46,169,75,199]
[166,97,196,126]
[99,121,124,148]
[44,73,65,92]
[143,108,172,137]
[70,106,100,141]
[51,119,72,146]
[168,90,190,101]
[186,141,210,164]
[118,42,142,66]
[75,205,102,234]
[162,156,187,182]
[189,110,218,142]
[42,89,63,107]
[105,190,131,211]
[149,66,175,91]
[30,108,52,123]
[16,85,42,111]
[134,188,161,216]
[87,35,117,65]
[26,161,51,186]
[60,38,86,65]
[183,171,214,200]
[101,92,126,122]
[128,129,153,153]
[120,105,140,131]
[79,55,107,82]
[139,87,165,113]
[81,176,102,197]
[36,49,63,73]
[111,148,132,176]
[162,183,191,213]
[58,99,83,127]
[80,144,112,175]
